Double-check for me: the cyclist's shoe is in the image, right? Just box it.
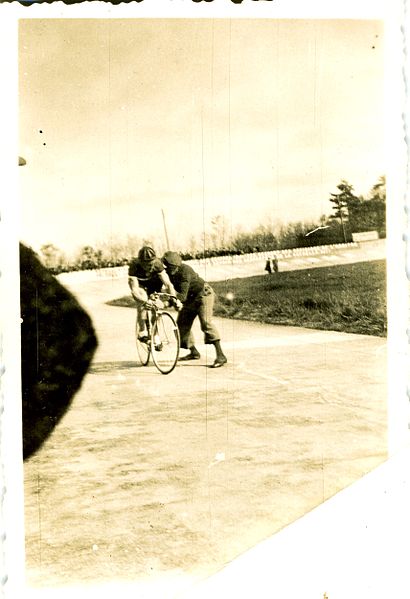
[138,334,150,344]
[153,335,163,351]
[179,350,201,361]
[210,355,227,368]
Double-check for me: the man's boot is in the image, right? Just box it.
[179,345,201,361]
[211,340,227,368]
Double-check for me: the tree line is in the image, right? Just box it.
[38,176,385,274]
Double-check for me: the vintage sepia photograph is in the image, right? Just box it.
[3,6,407,597]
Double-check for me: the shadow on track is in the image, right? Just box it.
[89,361,140,373]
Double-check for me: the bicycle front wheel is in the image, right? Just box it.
[151,312,180,374]
[135,314,150,366]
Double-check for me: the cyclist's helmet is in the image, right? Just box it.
[162,251,182,269]
[138,246,156,263]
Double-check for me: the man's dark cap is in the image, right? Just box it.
[162,251,182,268]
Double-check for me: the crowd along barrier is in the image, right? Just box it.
[57,241,368,285]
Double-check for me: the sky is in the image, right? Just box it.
[18,18,385,257]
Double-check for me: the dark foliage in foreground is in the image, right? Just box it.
[20,244,98,459]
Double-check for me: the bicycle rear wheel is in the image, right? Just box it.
[151,312,180,374]
[135,314,150,366]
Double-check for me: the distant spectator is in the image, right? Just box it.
[265,255,279,274]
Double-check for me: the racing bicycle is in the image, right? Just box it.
[135,292,180,374]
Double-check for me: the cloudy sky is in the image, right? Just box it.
[18,18,384,256]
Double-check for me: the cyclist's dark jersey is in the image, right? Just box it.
[168,264,205,304]
[128,257,164,295]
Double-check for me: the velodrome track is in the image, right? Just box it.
[186,238,386,282]
[24,243,389,597]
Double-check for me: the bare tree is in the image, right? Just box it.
[40,243,66,271]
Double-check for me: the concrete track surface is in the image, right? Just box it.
[24,271,388,598]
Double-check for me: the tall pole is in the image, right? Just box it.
[161,209,170,250]
[336,199,347,243]
[340,213,347,243]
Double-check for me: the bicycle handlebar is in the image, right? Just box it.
[150,292,177,300]
[143,292,179,311]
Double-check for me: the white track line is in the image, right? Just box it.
[221,330,367,351]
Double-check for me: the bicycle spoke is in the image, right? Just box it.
[135,315,150,366]
[151,312,180,374]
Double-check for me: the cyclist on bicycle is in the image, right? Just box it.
[128,246,178,342]
[162,251,227,368]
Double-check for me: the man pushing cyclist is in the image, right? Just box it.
[161,251,227,369]
[129,245,227,368]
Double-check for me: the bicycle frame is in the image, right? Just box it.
[136,292,180,374]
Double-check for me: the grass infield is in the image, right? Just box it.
[212,260,386,337]
[109,260,386,338]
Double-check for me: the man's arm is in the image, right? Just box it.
[158,269,177,297]
[174,270,190,303]
[128,276,148,304]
